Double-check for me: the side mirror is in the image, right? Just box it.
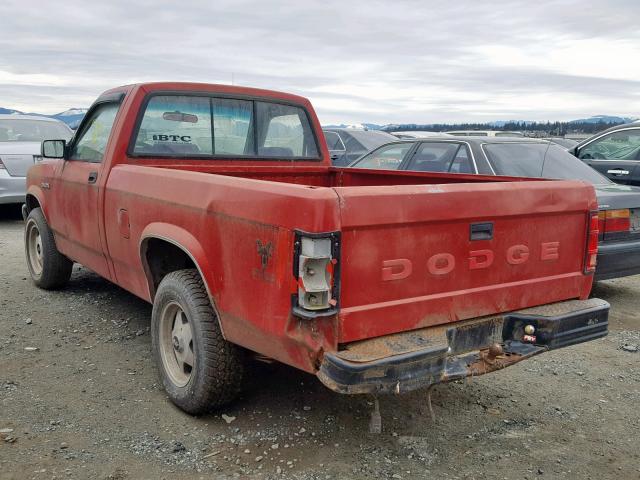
[42,139,67,159]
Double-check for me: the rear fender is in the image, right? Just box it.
[139,223,225,335]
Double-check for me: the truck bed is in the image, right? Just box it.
[103,162,596,367]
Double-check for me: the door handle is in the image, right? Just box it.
[607,169,629,175]
[88,171,98,183]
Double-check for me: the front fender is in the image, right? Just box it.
[25,185,50,222]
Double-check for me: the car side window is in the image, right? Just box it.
[449,145,474,173]
[68,103,120,162]
[579,130,640,160]
[352,143,413,170]
[324,131,345,151]
[407,142,459,172]
[133,96,213,156]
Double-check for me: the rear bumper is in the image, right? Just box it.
[595,238,640,280]
[317,298,609,395]
[0,170,26,205]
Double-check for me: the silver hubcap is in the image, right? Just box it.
[159,302,194,387]
[26,220,43,276]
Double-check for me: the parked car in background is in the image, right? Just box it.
[322,128,396,166]
[570,123,640,186]
[350,136,640,281]
[546,137,578,149]
[391,131,450,139]
[444,130,524,137]
[0,115,73,204]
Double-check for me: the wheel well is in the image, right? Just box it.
[142,238,197,298]
[25,194,41,213]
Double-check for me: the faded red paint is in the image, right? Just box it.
[26,82,598,374]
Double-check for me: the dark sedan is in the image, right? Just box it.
[322,128,397,166]
[349,136,640,281]
[569,122,640,186]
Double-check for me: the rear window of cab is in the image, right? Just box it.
[130,94,320,160]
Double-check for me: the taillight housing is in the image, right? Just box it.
[584,211,599,274]
[292,231,340,318]
[599,209,630,236]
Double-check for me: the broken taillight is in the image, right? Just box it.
[584,211,599,274]
[292,231,340,318]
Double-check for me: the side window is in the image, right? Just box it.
[579,130,640,160]
[69,103,120,162]
[407,142,459,172]
[342,134,366,156]
[353,143,413,170]
[256,102,318,158]
[324,131,345,151]
[133,96,212,156]
[212,98,254,155]
[449,145,474,173]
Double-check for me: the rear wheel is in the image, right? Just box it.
[151,269,244,414]
[24,207,73,289]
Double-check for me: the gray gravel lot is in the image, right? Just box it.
[1,204,639,480]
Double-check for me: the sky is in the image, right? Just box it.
[1,0,639,125]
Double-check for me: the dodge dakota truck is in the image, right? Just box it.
[24,82,609,415]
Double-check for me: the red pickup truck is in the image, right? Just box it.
[24,82,608,414]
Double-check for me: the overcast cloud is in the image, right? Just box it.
[1,0,639,124]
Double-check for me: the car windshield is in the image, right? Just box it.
[0,119,72,142]
[484,142,611,185]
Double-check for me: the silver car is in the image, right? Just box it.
[0,114,73,204]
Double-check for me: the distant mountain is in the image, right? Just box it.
[0,107,22,115]
[0,107,88,129]
[569,115,635,124]
[322,123,384,130]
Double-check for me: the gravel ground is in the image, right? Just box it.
[1,204,639,480]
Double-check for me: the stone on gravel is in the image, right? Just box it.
[622,344,638,352]
[221,414,236,424]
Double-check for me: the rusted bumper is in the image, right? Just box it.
[317,298,609,395]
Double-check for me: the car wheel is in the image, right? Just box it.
[24,207,73,289]
[151,269,244,414]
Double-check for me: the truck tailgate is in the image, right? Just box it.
[335,180,597,343]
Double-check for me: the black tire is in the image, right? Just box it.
[24,207,73,289]
[151,269,244,414]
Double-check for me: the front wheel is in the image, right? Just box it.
[24,207,73,289]
[151,269,244,414]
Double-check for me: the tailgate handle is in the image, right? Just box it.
[470,222,494,241]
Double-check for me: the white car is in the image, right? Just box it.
[443,130,524,137]
[0,115,73,204]
[391,131,450,139]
